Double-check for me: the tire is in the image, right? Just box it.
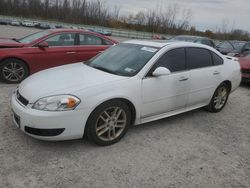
[86,100,131,146]
[205,83,230,113]
[0,58,29,84]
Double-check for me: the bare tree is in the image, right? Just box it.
[111,5,121,20]
[177,8,192,30]
[0,0,248,41]
[135,11,145,25]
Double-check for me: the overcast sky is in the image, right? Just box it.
[95,0,250,32]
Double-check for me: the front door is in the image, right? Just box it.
[31,32,78,71]
[141,48,189,118]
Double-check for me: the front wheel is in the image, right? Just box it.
[86,100,131,146]
[205,83,230,112]
[0,58,29,84]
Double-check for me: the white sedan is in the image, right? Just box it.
[11,41,241,145]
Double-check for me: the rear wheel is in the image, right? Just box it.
[86,100,131,146]
[0,58,29,84]
[205,83,230,112]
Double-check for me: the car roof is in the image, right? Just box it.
[48,28,84,33]
[172,35,210,40]
[124,40,213,49]
[124,40,168,48]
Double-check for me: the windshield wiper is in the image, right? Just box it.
[91,65,119,75]
[12,38,20,43]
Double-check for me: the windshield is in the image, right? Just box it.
[231,41,246,51]
[87,43,159,76]
[18,30,50,43]
[217,41,232,49]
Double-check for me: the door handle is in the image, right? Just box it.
[66,51,76,54]
[179,77,189,81]
[213,71,220,75]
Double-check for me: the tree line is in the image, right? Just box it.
[0,0,249,40]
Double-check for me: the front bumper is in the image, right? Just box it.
[11,93,89,141]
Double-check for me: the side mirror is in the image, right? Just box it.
[37,41,49,48]
[152,67,171,77]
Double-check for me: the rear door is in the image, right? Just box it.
[75,33,113,62]
[186,47,223,107]
[31,32,78,71]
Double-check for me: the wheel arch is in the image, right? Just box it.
[117,98,136,125]
[85,98,137,133]
[221,80,232,92]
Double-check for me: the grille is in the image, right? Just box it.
[242,69,250,74]
[16,90,29,106]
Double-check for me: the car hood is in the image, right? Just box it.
[238,57,250,69]
[0,38,24,48]
[19,63,128,103]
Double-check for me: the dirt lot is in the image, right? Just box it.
[0,25,250,188]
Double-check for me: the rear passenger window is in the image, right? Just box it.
[186,48,213,69]
[212,52,223,65]
[79,34,104,45]
[153,48,186,72]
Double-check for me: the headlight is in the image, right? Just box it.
[33,95,80,111]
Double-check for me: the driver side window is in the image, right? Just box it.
[148,48,186,76]
[45,33,76,46]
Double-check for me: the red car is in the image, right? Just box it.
[0,29,117,83]
[238,53,250,82]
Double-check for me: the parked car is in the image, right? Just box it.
[11,41,241,145]
[0,19,10,25]
[216,40,250,57]
[152,35,167,40]
[49,25,57,29]
[170,35,215,47]
[0,29,118,83]
[33,21,40,27]
[96,29,112,36]
[55,25,63,28]
[87,28,112,36]
[37,23,51,29]
[21,20,35,27]
[10,20,21,26]
[238,53,250,82]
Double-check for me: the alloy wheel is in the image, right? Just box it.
[2,62,25,82]
[95,106,127,141]
[213,86,228,110]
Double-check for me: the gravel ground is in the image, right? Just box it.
[0,25,250,188]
